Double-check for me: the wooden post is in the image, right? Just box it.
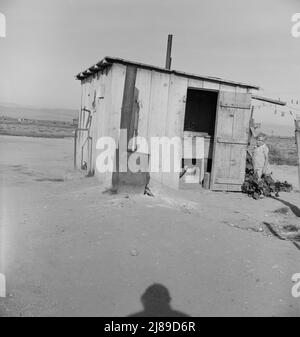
[74,128,89,169]
[248,105,255,145]
[74,129,77,169]
[294,117,300,190]
[165,34,173,70]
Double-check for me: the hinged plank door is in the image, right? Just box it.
[210,91,252,191]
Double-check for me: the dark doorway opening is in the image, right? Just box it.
[184,88,218,136]
[181,89,218,188]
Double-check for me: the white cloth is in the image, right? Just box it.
[253,144,270,177]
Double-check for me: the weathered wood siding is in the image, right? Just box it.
[77,76,92,169]
[77,64,126,188]
[94,64,126,187]
[77,63,256,190]
[210,90,252,191]
[133,71,252,189]
[134,69,186,188]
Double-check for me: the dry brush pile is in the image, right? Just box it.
[242,153,292,199]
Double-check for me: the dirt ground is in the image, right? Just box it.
[0,135,299,317]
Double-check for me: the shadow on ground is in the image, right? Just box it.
[128,284,190,317]
[273,197,300,217]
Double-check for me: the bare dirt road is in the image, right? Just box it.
[0,135,299,316]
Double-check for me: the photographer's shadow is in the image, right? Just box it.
[128,283,190,317]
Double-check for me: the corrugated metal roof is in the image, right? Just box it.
[75,56,260,90]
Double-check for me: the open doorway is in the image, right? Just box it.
[184,88,218,137]
[181,88,218,188]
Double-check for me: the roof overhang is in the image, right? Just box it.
[252,95,286,106]
[75,56,260,90]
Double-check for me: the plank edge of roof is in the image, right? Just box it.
[75,56,260,90]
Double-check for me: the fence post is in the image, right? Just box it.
[294,117,300,191]
[74,129,77,169]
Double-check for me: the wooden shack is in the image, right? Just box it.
[75,56,260,191]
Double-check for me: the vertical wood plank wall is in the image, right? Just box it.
[78,63,256,190]
[162,75,188,188]
[95,64,126,186]
[77,64,126,188]
[120,65,138,144]
[77,77,91,168]
[210,91,252,191]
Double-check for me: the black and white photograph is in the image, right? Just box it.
[0,0,300,320]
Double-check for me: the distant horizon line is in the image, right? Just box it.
[0,101,78,111]
[0,101,295,135]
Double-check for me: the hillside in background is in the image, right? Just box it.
[259,123,294,137]
[0,103,78,122]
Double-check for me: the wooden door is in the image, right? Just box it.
[210,91,252,191]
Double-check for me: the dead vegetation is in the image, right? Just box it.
[242,153,293,199]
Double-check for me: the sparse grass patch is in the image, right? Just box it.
[266,137,297,166]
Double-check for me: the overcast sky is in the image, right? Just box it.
[0,0,299,127]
